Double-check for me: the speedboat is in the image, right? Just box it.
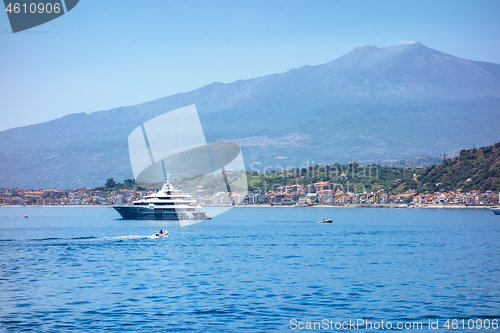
[492,208,500,215]
[113,181,211,220]
[318,218,333,223]
[153,230,168,238]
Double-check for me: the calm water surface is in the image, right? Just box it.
[0,207,499,332]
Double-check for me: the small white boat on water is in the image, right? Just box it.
[153,230,169,238]
[318,218,333,223]
[492,208,500,215]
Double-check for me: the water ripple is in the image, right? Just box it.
[0,207,499,331]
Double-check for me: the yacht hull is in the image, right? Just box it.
[113,206,210,220]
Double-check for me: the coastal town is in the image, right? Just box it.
[2,142,498,209]
[1,182,498,208]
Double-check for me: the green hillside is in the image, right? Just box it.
[246,162,419,194]
[401,142,500,193]
[247,143,500,194]
[99,143,500,195]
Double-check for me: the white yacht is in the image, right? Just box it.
[113,182,210,220]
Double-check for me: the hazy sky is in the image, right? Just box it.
[1,0,499,131]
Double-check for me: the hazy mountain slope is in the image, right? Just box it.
[1,43,499,189]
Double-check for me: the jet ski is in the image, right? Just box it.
[154,230,169,237]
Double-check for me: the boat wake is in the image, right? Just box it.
[9,234,169,243]
[104,235,163,240]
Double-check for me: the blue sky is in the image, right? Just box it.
[1,0,499,130]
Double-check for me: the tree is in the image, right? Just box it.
[105,178,116,188]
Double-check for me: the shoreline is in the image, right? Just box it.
[0,204,497,209]
[236,204,496,209]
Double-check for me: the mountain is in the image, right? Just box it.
[1,43,500,189]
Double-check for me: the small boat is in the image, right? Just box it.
[318,218,333,223]
[154,230,169,238]
[492,208,500,215]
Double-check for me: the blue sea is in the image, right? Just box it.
[0,207,499,332]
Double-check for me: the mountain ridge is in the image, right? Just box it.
[1,42,500,189]
[3,42,500,134]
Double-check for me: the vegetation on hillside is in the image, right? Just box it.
[246,162,419,193]
[95,178,144,195]
[399,142,500,193]
[101,143,500,194]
